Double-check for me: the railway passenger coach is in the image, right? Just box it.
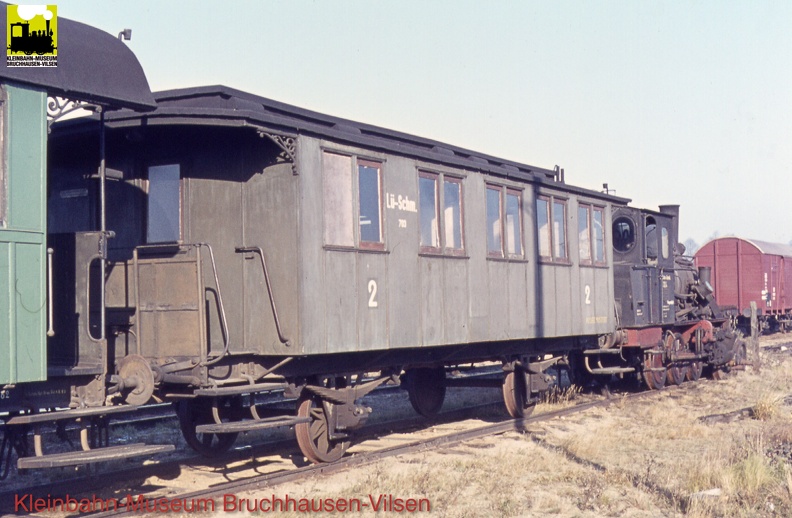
[43,86,628,461]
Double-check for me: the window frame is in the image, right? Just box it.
[418,170,466,257]
[536,194,569,264]
[321,150,386,252]
[487,183,524,260]
[578,203,607,267]
[418,171,441,254]
[146,163,182,244]
[357,158,385,251]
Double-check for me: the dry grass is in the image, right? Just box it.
[255,341,792,517]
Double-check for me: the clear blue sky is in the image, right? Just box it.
[52,0,792,247]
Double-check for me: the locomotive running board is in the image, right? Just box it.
[196,415,311,434]
[17,444,175,469]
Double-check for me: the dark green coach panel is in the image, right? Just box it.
[0,83,47,384]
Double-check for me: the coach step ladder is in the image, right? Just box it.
[6,406,175,470]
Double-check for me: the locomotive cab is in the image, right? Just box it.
[611,205,677,328]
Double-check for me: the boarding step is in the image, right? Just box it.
[588,367,636,375]
[193,382,287,397]
[196,415,310,434]
[17,443,175,469]
[583,349,624,355]
[6,405,138,425]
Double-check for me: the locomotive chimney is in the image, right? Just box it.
[46,19,50,36]
[659,204,680,254]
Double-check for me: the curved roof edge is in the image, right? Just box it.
[0,2,155,110]
[697,236,792,258]
[97,84,630,204]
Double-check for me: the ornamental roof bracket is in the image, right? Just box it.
[47,96,103,134]
[257,129,298,175]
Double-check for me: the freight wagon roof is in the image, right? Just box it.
[82,84,628,204]
[698,237,792,259]
[0,2,155,110]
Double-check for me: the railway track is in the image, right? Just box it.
[1,383,673,517]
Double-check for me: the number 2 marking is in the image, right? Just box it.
[584,285,591,305]
[368,280,378,308]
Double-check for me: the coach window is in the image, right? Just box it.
[419,173,440,251]
[358,159,383,250]
[661,227,669,259]
[578,206,592,264]
[147,164,181,243]
[443,177,464,254]
[593,207,605,263]
[579,204,606,266]
[420,172,464,255]
[323,152,354,247]
[505,189,523,257]
[537,195,568,263]
[486,185,503,257]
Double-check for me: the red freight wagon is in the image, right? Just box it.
[694,237,792,331]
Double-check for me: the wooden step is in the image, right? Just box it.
[583,348,624,355]
[196,415,310,434]
[17,443,175,469]
[6,406,139,425]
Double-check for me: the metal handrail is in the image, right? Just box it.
[198,243,231,366]
[235,246,290,346]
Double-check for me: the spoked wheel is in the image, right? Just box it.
[502,369,534,418]
[295,396,350,464]
[663,332,685,386]
[404,367,446,417]
[666,364,685,385]
[686,361,703,382]
[176,398,239,457]
[643,350,666,390]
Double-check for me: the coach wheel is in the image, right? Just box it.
[176,398,239,457]
[686,361,703,382]
[642,351,666,390]
[404,367,446,417]
[502,369,534,418]
[295,396,350,464]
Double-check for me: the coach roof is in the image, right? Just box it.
[90,84,628,204]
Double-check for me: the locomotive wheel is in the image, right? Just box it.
[643,351,666,390]
[666,364,685,386]
[404,367,446,417]
[175,399,239,458]
[295,396,350,464]
[663,333,685,386]
[686,361,703,382]
[502,369,534,418]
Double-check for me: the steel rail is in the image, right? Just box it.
[88,390,666,518]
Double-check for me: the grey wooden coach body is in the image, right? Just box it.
[50,86,626,372]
